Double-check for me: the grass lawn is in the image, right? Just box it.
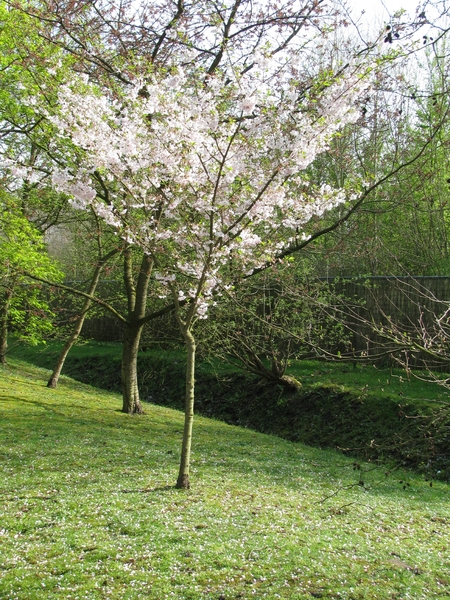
[11,340,450,479]
[1,359,449,599]
[288,359,450,407]
[13,339,450,406]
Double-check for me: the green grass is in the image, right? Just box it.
[288,359,449,406]
[14,339,450,406]
[1,359,450,599]
[8,340,450,479]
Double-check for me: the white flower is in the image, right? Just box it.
[70,181,96,203]
[52,169,72,189]
[239,97,256,115]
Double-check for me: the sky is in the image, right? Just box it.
[346,0,424,23]
[344,0,445,31]
[339,0,446,55]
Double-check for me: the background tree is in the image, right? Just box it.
[0,190,63,363]
[198,262,350,390]
[46,210,122,388]
[301,30,450,278]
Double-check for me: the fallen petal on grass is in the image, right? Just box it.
[0,359,449,599]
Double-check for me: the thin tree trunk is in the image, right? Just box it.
[120,250,153,414]
[121,323,145,414]
[0,288,13,365]
[47,257,110,388]
[176,327,196,489]
[47,322,85,388]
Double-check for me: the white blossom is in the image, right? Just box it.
[42,57,372,320]
[239,97,257,115]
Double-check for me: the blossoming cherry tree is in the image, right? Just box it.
[50,57,370,487]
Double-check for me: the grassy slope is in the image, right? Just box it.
[11,342,450,479]
[12,340,450,404]
[1,359,449,599]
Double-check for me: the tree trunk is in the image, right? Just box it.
[47,323,84,388]
[120,251,153,415]
[176,328,196,489]
[0,288,13,365]
[121,323,145,414]
[47,260,107,388]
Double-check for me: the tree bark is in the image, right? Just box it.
[176,327,196,489]
[121,323,145,414]
[120,250,153,414]
[0,288,13,365]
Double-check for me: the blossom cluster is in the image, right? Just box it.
[47,61,371,318]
